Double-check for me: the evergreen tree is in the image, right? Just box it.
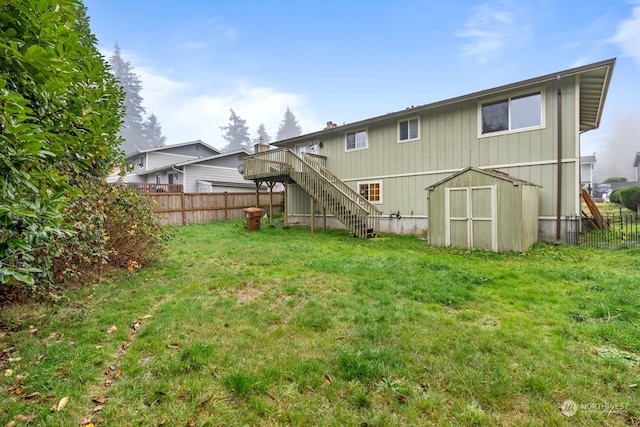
[275,107,303,141]
[220,109,251,151]
[109,43,164,153]
[254,123,272,145]
[142,114,167,147]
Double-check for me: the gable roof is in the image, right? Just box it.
[174,148,251,167]
[123,140,221,160]
[425,167,542,191]
[273,58,615,146]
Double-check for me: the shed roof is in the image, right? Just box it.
[273,58,615,146]
[580,155,597,164]
[425,167,542,191]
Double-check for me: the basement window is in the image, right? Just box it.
[358,181,381,203]
[480,91,543,136]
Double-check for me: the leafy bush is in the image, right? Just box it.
[620,186,640,213]
[604,177,628,183]
[0,1,127,295]
[49,183,169,286]
[609,188,622,204]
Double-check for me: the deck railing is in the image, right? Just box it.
[125,182,184,193]
[243,148,380,237]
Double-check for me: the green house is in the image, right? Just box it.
[241,58,615,243]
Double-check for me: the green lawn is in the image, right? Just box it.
[1,220,639,426]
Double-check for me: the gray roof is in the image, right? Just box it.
[124,140,220,160]
[274,58,616,147]
[174,148,251,167]
[581,155,597,164]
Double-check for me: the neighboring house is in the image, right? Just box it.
[580,154,596,193]
[635,152,640,183]
[242,58,615,244]
[115,140,255,193]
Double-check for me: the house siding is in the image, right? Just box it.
[289,78,577,227]
[184,165,247,193]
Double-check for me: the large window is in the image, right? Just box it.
[358,181,381,203]
[480,92,542,135]
[398,117,420,142]
[346,130,367,151]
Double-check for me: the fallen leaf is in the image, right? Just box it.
[13,414,36,422]
[4,369,13,376]
[49,332,60,340]
[630,384,638,388]
[95,345,103,349]
[8,357,21,362]
[114,369,122,379]
[396,394,408,404]
[29,326,38,334]
[121,341,131,350]
[324,373,333,384]
[92,396,108,404]
[104,379,113,387]
[5,420,16,427]
[132,321,141,332]
[167,343,180,349]
[142,314,152,319]
[52,396,68,411]
[107,325,117,334]
[139,356,152,365]
[109,365,118,372]
[36,354,44,362]
[79,417,93,426]
[23,392,40,401]
[93,404,103,412]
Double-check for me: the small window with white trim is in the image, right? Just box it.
[358,181,382,203]
[346,129,367,151]
[398,117,420,142]
[480,91,543,136]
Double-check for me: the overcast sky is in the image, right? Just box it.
[84,0,640,181]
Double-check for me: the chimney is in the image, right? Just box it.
[254,136,270,154]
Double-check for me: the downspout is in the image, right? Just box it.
[556,75,562,241]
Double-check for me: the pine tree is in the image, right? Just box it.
[108,43,165,153]
[275,107,303,141]
[220,109,251,151]
[254,123,272,145]
[142,114,167,147]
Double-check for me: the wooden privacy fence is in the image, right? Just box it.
[141,191,285,226]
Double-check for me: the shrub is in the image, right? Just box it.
[50,182,170,286]
[620,186,640,213]
[604,177,628,183]
[609,188,622,204]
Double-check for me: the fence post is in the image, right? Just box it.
[181,192,186,225]
[224,192,228,220]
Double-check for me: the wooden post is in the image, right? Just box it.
[323,206,327,231]
[284,181,288,226]
[255,182,260,208]
[181,192,186,225]
[310,197,315,233]
[224,191,228,219]
[268,181,274,226]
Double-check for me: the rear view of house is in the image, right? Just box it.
[242,59,615,249]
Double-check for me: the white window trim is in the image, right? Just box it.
[397,116,421,143]
[477,87,546,138]
[357,180,382,204]
[345,129,368,152]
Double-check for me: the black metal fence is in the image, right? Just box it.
[566,212,640,248]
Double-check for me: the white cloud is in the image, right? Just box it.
[136,70,321,150]
[611,4,640,65]
[456,2,517,63]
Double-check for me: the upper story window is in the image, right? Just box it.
[346,129,367,151]
[480,91,543,136]
[398,117,420,142]
[138,156,144,167]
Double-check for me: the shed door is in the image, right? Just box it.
[445,186,497,251]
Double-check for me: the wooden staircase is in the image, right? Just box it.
[242,148,380,238]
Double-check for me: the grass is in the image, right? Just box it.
[1,219,639,426]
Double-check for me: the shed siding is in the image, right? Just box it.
[185,165,246,193]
